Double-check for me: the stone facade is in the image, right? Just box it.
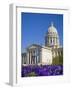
[22,44,52,65]
[22,22,63,65]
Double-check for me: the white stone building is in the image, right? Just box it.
[22,22,63,65]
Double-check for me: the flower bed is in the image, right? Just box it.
[21,65,63,77]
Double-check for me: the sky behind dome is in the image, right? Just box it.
[21,12,63,53]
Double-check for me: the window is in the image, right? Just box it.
[51,39,52,44]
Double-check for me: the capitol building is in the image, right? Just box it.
[22,22,63,65]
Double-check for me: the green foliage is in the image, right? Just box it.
[27,72,37,76]
[52,54,63,65]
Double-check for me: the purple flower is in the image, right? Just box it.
[21,65,63,77]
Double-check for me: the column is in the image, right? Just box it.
[23,56,25,64]
[29,51,30,64]
[30,51,31,64]
[56,38,57,45]
[51,37,52,45]
[27,51,29,64]
[57,38,59,46]
[22,55,24,64]
[52,37,53,45]
[55,37,56,45]
[35,50,36,64]
[48,37,50,46]
[38,50,40,63]
[49,37,51,45]
[31,51,33,64]
[53,37,55,45]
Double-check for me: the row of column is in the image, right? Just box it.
[27,49,40,64]
[48,37,59,46]
[53,50,62,58]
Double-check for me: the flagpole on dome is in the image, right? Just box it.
[51,22,54,26]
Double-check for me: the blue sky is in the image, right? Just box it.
[21,12,63,53]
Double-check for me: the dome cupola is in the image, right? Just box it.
[48,22,58,34]
[45,22,59,48]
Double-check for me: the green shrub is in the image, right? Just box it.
[27,72,37,76]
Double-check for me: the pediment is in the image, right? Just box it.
[28,44,42,49]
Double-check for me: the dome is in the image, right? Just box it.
[48,22,58,34]
[45,22,59,48]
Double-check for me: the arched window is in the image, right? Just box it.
[51,39,52,44]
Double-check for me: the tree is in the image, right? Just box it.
[52,54,63,65]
